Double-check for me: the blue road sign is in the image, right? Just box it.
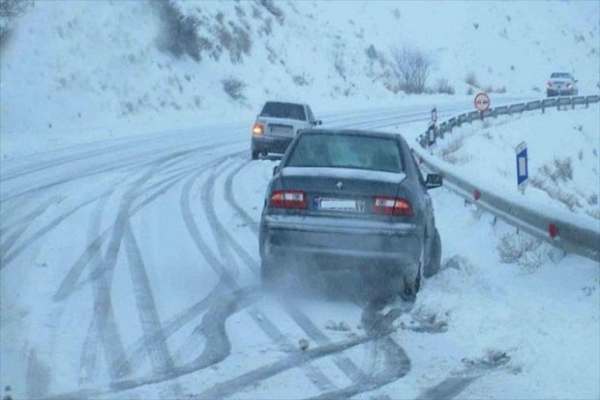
[516,141,528,189]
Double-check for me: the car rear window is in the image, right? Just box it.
[260,102,306,121]
[550,73,572,79]
[286,133,403,173]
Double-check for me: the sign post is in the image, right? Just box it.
[515,141,528,194]
[474,92,490,118]
[426,107,438,150]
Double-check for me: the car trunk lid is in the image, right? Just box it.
[279,166,407,219]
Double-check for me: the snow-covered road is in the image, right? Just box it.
[1,100,598,400]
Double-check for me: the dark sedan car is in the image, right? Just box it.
[259,129,443,298]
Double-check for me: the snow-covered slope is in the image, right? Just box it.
[429,106,600,222]
[1,0,598,156]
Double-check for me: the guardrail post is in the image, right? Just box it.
[571,97,575,110]
[585,96,589,108]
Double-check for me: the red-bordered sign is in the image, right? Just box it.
[474,92,490,112]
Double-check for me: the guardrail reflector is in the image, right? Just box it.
[548,223,559,239]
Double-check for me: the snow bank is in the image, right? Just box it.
[1,1,598,158]
[429,105,600,223]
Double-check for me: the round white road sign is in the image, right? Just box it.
[474,92,491,111]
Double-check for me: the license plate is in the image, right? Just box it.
[271,126,293,135]
[318,198,365,212]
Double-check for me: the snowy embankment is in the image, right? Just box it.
[428,106,600,225]
[1,1,599,159]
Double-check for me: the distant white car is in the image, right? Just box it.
[546,72,578,97]
[251,101,321,159]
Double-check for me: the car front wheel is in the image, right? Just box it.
[251,150,260,160]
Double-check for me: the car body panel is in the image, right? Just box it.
[259,129,438,281]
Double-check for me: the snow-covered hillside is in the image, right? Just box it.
[1,0,598,156]
[429,106,600,222]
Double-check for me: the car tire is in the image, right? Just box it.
[260,257,279,286]
[251,150,259,160]
[424,229,442,278]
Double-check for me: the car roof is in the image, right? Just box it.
[298,129,403,141]
[263,101,307,107]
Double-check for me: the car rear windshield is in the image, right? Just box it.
[286,133,403,173]
[260,102,306,121]
[550,73,572,79]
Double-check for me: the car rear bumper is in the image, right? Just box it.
[252,135,293,154]
[260,214,422,271]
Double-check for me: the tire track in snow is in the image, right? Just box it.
[77,151,200,384]
[224,157,415,399]
[44,286,263,400]
[195,325,398,400]
[0,189,113,269]
[52,148,216,301]
[0,195,61,253]
[116,278,227,376]
[123,221,176,375]
[180,158,335,392]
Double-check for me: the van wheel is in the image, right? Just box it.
[251,150,259,160]
[424,229,442,278]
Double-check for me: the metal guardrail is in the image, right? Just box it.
[416,95,600,262]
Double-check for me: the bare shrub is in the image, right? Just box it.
[154,1,211,62]
[0,0,32,47]
[258,0,284,24]
[434,78,455,95]
[530,170,582,211]
[391,46,431,94]
[292,74,309,86]
[222,78,246,101]
[537,158,573,183]
[465,71,480,88]
[497,233,545,271]
[259,17,272,36]
[217,23,251,63]
[365,44,378,60]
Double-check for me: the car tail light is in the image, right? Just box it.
[252,122,264,136]
[566,83,572,88]
[270,190,307,209]
[546,81,553,88]
[373,197,413,216]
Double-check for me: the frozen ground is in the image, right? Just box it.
[1,106,598,400]
[428,105,600,222]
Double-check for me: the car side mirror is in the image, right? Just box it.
[425,174,443,189]
[273,165,280,176]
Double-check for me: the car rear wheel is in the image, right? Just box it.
[260,257,279,286]
[424,229,442,278]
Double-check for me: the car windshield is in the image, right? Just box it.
[550,73,572,79]
[260,102,306,120]
[286,133,403,172]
